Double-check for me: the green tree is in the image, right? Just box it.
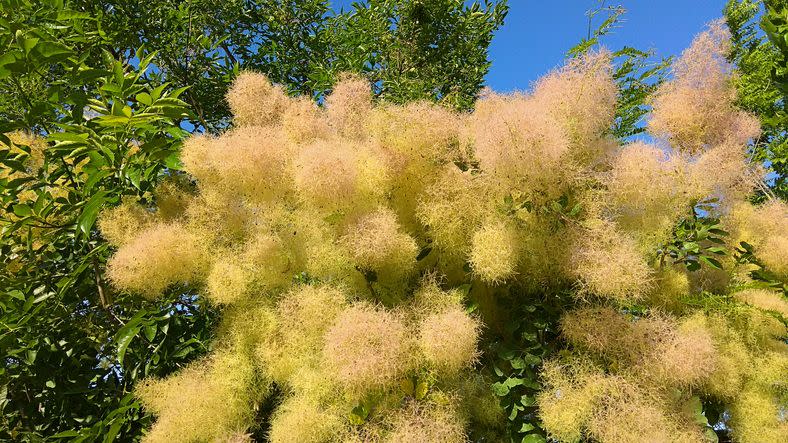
[322,0,508,110]
[725,0,788,199]
[77,0,333,132]
[0,3,218,437]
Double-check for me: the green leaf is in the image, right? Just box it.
[399,378,415,396]
[77,190,107,236]
[521,434,546,443]
[415,380,428,399]
[93,115,130,126]
[700,256,723,270]
[83,169,112,194]
[17,35,39,54]
[348,403,369,425]
[504,377,525,388]
[126,167,141,189]
[103,420,123,443]
[686,260,701,272]
[510,357,525,369]
[136,92,152,106]
[519,423,536,433]
[703,427,719,443]
[116,324,141,366]
[492,381,510,396]
[415,246,432,261]
[48,131,89,144]
[12,203,33,217]
[35,41,73,59]
[683,396,708,426]
[143,324,157,342]
[682,242,699,252]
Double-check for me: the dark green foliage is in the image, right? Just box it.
[323,0,508,111]
[78,0,333,132]
[657,199,730,272]
[0,7,217,434]
[74,0,507,132]
[0,0,109,133]
[487,292,567,443]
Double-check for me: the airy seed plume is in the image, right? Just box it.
[100,20,785,443]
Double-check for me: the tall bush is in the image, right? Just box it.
[103,22,787,443]
[0,0,507,439]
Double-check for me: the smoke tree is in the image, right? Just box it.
[100,21,788,442]
[0,0,506,439]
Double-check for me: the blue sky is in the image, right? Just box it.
[331,1,727,93]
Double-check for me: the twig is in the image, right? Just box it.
[93,257,111,308]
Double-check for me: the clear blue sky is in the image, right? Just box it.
[330,1,727,93]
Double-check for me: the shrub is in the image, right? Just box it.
[104,20,786,442]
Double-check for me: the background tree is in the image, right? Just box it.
[725,0,788,199]
[324,0,508,110]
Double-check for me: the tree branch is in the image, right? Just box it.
[93,257,111,308]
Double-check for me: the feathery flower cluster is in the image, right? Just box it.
[100,20,786,442]
[728,200,788,278]
[540,307,787,443]
[135,348,261,442]
[537,22,787,443]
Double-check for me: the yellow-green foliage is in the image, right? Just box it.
[547,302,786,443]
[105,19,787,441]
[264,284,347,385]
[98,197,154,247]
[205,234,292,305]
[384,401,468,443]
[728,200,788,278]
[571,220,653,301]
[152,175,193,220]
[226,71,289,127]
[730,389,788,443]
[537,359,610,443]
[734,289,788,317]
[342,207,419,281]
[649,20,760,154]
[605,142,692,250]
[267,396,344,443]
